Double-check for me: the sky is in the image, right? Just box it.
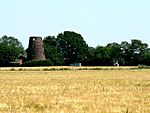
[0,0,150,49]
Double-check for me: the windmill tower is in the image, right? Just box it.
[27,36,46,61]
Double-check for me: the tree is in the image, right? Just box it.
[138,49,150,66]
[83,47,95,66]
[130,39,148,54]
[94,46,112,65]
[121,39,148,65]
[106,42,123,65]
[57,31,88,65]
[43,36,63,65]
[0,35,25,66]
[0,35,24,51]
[120,41,131,65]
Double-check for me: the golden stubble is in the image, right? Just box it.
[0,69,150,113]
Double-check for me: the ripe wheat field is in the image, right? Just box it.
[0,67,150,113]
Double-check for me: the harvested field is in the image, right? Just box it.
[0,68,150,113]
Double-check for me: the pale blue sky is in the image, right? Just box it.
[0,0,150,48]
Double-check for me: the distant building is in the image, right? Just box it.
[15,55,26,65]
[9,54,26,65]
[27,36,46,61]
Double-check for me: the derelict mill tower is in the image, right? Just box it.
[27,36,46,61]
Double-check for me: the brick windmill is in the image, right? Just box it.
[27,36,46,61]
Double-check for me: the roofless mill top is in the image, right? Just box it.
[27,36,46,61]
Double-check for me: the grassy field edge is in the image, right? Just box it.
[0,66,149,71]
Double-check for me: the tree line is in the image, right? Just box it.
[0,31,150,66]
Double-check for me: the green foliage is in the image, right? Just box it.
[44,31,88,65]
[84,39,149,66]
[43,33,150,66]
[120,39,148,65]
[0,35,24,54]
[43,36,64,65]
[1,33,150,66]
[57,31,88,65]
[22,60,53,67]
[0,35,25,66]
[94,46,112,65]
[138,49,150,66]
[107,43,122,62]
[83,47,95,66]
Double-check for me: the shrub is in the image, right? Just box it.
[0,62,20,67]
[22,60,53,67]
[137,64,150,69]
